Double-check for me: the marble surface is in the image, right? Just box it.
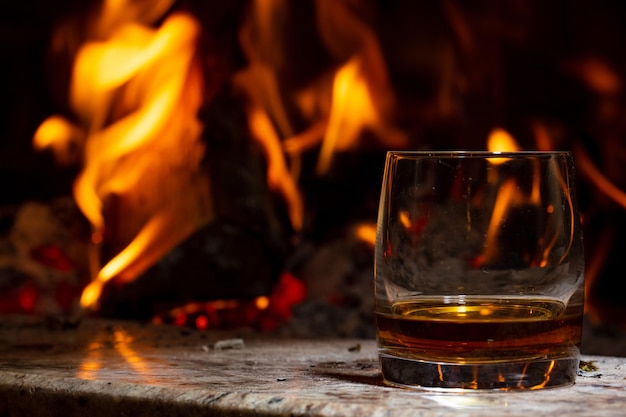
[0,315,624,416]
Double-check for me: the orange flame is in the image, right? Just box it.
[314,0,408,174]
[528,360,556,390]
[318,56,387,173]
[486,127,520,165]
[235,0,409,232]
[480,127,571,269]
[34,1,212,310]
[247,106,304,231]
[354,223,377,246]
[476,128,541,266]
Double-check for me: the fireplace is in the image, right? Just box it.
[1,0,626,338]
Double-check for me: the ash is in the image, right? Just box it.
[273,234,377,339]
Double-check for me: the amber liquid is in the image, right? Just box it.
[376,298,582,389]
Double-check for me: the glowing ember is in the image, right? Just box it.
[153,273,305,331]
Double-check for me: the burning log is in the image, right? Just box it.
[95,87,292,320]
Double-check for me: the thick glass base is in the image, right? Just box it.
[379,352,579,390]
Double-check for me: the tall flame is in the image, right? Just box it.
[33,1,212,310]
[235,0,409,232]
[314,0,409,173]
[317,55,407,174]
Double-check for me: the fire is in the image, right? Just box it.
[486,127,520,166]
[572,142,626,319]
[478,127,574,270]
[236,0,409,232]
[475,128,541,266]
[247,106,304,231]
[528,360,556,390]
[33,1,212,310]
[487,127,521,154]
[354,223,377,246]
[152,273,305,331]
[574,142,626,209]
[317,55,407,174]
[477,176,540,266]
[30,1,581,323]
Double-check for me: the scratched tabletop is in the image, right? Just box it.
[0,315,624,417]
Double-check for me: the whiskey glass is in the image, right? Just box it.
[374,151,585,390]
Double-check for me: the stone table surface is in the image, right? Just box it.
[0,315,625,417]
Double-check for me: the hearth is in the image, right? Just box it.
[0,314,625,416]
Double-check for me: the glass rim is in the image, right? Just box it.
[387,150,572,158]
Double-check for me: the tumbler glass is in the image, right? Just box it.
[374,151,584,390]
